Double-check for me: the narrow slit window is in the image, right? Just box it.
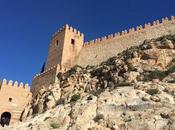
[56,40,59,46]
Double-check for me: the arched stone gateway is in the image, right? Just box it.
[0,112,11,127]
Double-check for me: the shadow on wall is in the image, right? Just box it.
[0,112,11,127]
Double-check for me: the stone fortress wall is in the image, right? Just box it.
[3,16,175,126]
[32,16,175,98]
[76,16,175,66]
[0,79,32,124]
[31,65,61,97]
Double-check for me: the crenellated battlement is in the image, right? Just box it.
[0,79,30,91]
[67,24,84,37]
[33,65,59,79]
[33,63,69,80]
[32,64,65,97]
[83,16,175,47]
[51,24,84,39]
[51,25,66,38]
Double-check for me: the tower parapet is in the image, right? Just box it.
[0,79,30,91]
[51,24,84,40]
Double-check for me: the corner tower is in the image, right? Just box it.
[0,79,32,125]
[32,25,84,97]
[45,24,84,70]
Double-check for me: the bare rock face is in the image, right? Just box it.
[28,83,61,115]
[3,34,175,130]
[4,82,175,130]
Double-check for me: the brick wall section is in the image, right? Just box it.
[0,79,32,124]
[76,17,175,67]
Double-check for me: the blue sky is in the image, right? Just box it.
[0,0,175,85]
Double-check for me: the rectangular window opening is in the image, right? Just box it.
[56,40,59,46]
[71,39,75,45]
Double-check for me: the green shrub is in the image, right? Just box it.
[71,93,81,102]
[56,98,65,105]
[50,123,60,129]
[27,123,32,127]
[146,88,159,95]
[44,117,51,121]
[149,70,166,80]
[127,63,137,71]
[94,114,104,122]
[167,67,175,74]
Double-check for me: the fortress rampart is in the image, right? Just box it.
[31,65,62,97]
[32,16,175,98]
[3,15,175,126]
[0,79,32,124]
[76,16,175,66]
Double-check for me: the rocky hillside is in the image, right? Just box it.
[2,34,175,130]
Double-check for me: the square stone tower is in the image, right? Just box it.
[32,25,84,97]
[45,24,84,70]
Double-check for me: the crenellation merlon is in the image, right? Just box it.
[153,20,160,26]
[162,17,169,23]
[171,16,175,19]
[144,22,151,28]
[136,25,143,31]
[73,28,77,33]
[51,25,66,39]
[129,28,135,33]
[114,32,121,36]
[0,79,30,91]
[101,36,107,41]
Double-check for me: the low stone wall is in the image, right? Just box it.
[31,65,59,97]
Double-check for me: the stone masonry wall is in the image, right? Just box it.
[0,79,31,124]
[32,65,60,97]
[45,30,65,70]
[32,16,175,98]
[76,16,175,67]
[45,24,84,70]
[61,25,84,68]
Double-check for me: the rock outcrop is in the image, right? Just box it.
[2,34,175,130]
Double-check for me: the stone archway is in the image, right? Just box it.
[0,112,11,127]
